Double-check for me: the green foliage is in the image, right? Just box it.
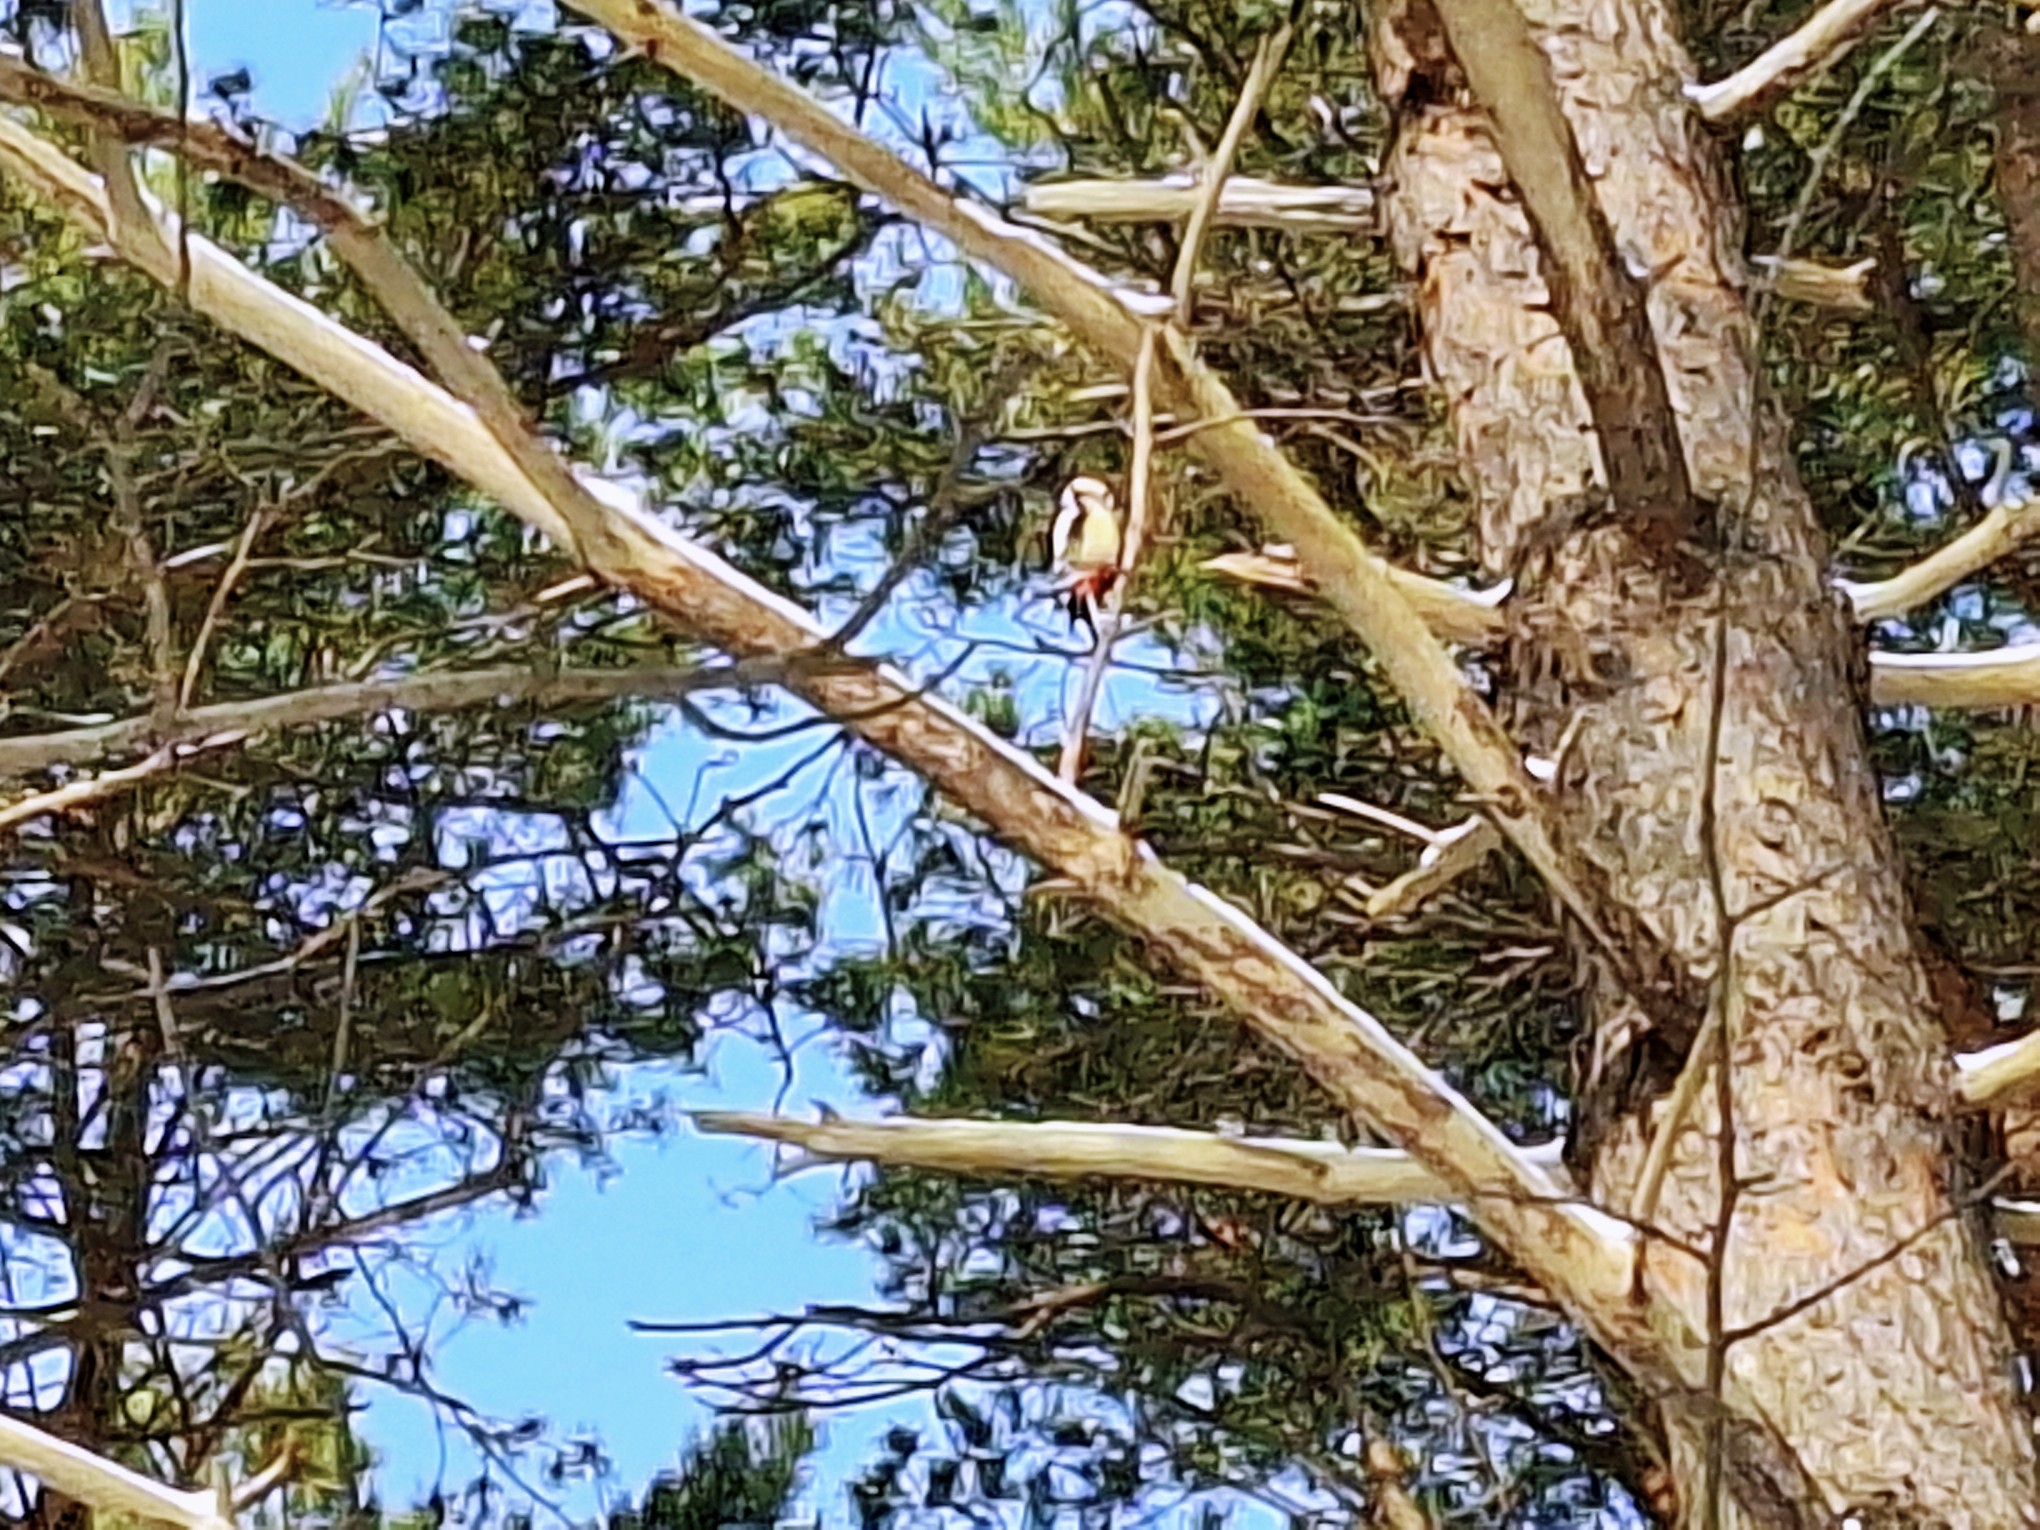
[609,1414,815,1530]
[0,0,2034,1521]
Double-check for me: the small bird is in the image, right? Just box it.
[1050,474,1124,639]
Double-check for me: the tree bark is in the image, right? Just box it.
[1372,0,2040,1521]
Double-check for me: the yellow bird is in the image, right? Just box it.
[1050,475,1124,637]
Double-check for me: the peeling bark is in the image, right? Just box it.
[1373,0,2040,1520]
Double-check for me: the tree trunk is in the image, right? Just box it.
[1372,0,2040,1521]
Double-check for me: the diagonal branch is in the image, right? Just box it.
[1842,492,2040,623]
[555,0,1718,1059]
[1171,25,1290,325]
[0,733,243,835]
[0,53,1662,1403]
[1687,0,1920,122]
[0,1412,231,1530]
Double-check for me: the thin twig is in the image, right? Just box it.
[1171,25,1291,326]
[0,732,242,834]
[1058,327,1156,781]
[177,499,271,709]
[823,356,1028,652]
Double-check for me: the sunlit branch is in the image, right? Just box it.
[1867,647,2040,710]
[1956,1031,2040,1109]
[1842,494,2040,622]
[0,661,759,780]
[0,1413,231,1530]
[0,57,1649,1415]
[1362,818,1506,919]
[1024,178,1872,311]
[698,1109,2040,1243]
[1687,0,1922,122]
[696,1108,1568,1204]
[1024,175,1381,233]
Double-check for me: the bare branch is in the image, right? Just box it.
[1024,175,1380,234]
[0,662,744,780]
[1867,646,2040,710]
[1688,0,1920,122]
[1363,818,1506,919]
[1197,547,1506,638]
[0,61,1657,1401]
[0,1412,231,1530]
[1956,1030,2040,1109]
[179,500,271,709]
[1425,0,1697,548]
[1024,178,1871,310]
[1171,25,1290,325]
[0,733,242,834]
[1201,545,2040,711]
[1842,494,2040,623]
[698,1110,2040,1245]
[695,1108,1568,1205]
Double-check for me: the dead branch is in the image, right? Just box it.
[1023,178,1871,311]
[0,1412,232,1530]
[1867,646,2040,710]
[1688,0,1922,122]
[0,53,1649,1410]
[0,733,242,834]
[558,0,1658,989]
[0,662,744,780]
[1024,175,1380,233]
[698,1109,2040,1242]
[1843,493,2040,622]
[694,1108,1568,1205]
[1171,26,1290,324]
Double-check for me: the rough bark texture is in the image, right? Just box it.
[1372,0,2040,1521]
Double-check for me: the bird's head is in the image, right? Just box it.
[1052,475,1120,561]
[1058,475,1117,521]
